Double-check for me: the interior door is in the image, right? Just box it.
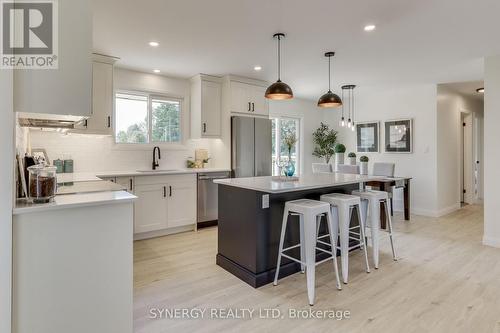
[254,118,272,176]
[134,184,168,233]
[231,116,255,177]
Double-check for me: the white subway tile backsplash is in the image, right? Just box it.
[28,130,227,173]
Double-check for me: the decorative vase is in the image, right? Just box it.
[348,157,356,165]
[284,154,295,177]
[335,153,344,171]
[360,162,368,175]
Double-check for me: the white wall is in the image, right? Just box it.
[1,69,14,333]
[436,85,483,214]
[483,55,500,247]
[327,84,439,216]
[28,68,227,172]
[269,98,336,175]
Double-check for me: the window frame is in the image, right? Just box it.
[113,90,184,147]
[271,116,302,176]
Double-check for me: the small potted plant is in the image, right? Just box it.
[359,155,369,175]
[334,143,346,171]
[347,152,357,165]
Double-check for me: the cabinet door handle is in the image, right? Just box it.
[248,102,251,111]
[84,119,88,128]
[252,102,255,112]
[203,122,207,133]
[107,116,111,128]
[129,179,133,191]
[163,186,167,198]
[169,186,172,197]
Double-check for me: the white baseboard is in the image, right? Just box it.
[134,224,195,241]
[435,203,462,217]
[483,236,500,248]
[410,203,461,218]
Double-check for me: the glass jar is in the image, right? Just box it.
[27,165,57,203]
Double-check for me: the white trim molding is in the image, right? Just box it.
[483,236,500,248]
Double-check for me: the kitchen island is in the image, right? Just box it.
[214,173,387,288]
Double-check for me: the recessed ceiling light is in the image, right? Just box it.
[476,87,484,93]
[254,65,262,71]
[149,41,159,47]
[153,69,161,73]
[364,24,376,32]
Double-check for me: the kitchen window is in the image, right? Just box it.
[115,92,182,144]
[271,116,301,176]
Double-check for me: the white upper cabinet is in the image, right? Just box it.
[225,77,269,117]
[13,0,92,117]
[86,55,118,134]
[190,74,222,138]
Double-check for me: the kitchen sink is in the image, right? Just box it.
[136,169,183,173]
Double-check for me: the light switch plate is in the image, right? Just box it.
[262,194,269,209]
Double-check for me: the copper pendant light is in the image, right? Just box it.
[317,52,342,108]
[265,33,293,100]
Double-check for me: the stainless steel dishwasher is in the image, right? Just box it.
[197,171,230,227]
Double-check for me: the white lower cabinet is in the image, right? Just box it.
[167,180,197,228]
[133,174,196,236]
[134,184,168,233]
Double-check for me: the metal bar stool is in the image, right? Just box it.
[320,193,370,284]
[274,199,342,305]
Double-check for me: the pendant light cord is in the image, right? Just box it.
[277,35,281,81]
[352,87,355,122]
[341,88,344,118]
[328,56,331,92]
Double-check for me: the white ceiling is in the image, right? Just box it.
[93,0,500,100]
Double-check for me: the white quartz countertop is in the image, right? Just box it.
[95,168,231,178]
[14,191,137,215]
[213,173,392,194]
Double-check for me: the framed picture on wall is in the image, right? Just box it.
[356,122,379,153]
[384,119,413,153]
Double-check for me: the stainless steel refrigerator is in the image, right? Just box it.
[231,116,272,178]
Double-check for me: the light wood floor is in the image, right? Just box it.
[134,205,500,333]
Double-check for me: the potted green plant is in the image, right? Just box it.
[359,155,369,175]
[347,152,356,165]
[283,132,298,176]
[312,123,338,164]
[334,143,346,170]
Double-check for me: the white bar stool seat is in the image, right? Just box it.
[274,199,342,306]
[320,193,370,284]
[352,190,397,268]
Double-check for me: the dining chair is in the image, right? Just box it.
[371,162,397,215]
[372,163,395,177]
[312,163,332,174]
[336,164,360,174]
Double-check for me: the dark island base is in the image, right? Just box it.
[217,183,361,288]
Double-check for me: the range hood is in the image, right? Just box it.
[17,112,87,130]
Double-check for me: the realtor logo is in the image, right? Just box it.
[1,0,58,69]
